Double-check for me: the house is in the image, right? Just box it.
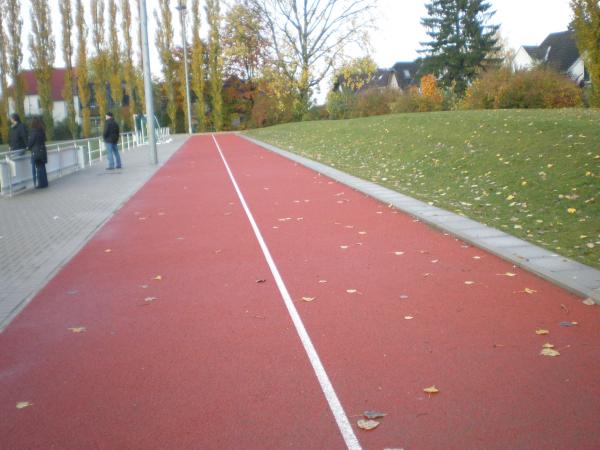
[333,61,419,94]
[7,68,82,123]
[512,30,589,86]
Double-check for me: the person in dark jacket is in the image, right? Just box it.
[8,113,28,156]
[27,117,48,189]
[102,112,121,170]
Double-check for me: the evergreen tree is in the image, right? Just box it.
[191,0,205,132]
[419,0,500,95]
[206,0,223,131]
[571,0,600,107]
[29,0,56,139]
[75,0,91,137]
[60,0,77,138]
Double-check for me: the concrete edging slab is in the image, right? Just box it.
[241,134,600,303]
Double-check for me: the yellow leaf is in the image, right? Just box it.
[423,386,439,394]
[357,419,380,430]
[506,194,515,201]
[68,327,86,333]
[524,288,537,294]
[535,329,549,335]
[16,402,33,409]
[302,297,316,302]
[154,275,162,280]
[540,348,560,357]
[582,298,596,306]
[542,343,554,348]
[567,208,576,214]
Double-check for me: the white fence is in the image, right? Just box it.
[0,128,170,196]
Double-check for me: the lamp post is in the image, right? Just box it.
[176,1,193,135]
[139,0,158,164]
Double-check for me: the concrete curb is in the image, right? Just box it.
[241,134,600,303]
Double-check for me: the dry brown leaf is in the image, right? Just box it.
[542,343,555,348]
[394,251,405,256]
[68,327,86,333]
[423,386,439,394]
[464,281,475,285]
[364,411,387,419]
[153,275,162,281]
[535,329,550,335]
[302,297,316,302]
[318,280,327,284]
[473,256,482,260]
[582,298,596,306]
[357,419,380,430]
[340,245,349,249]
[104,249,112,253]
[346,289,357,294]
[144,297,158,303]
[523,288,537,294]
[16,402,33,409]
[358,231,367,235]
[497,272,517,277]
[404,316,414,320]
[540,348,560,357]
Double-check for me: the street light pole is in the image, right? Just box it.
[140,0,158,164]
[176,1,193,135]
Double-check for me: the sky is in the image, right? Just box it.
[26,0,575,102]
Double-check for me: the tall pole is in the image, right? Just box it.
[177,2,193,134]
[140,0,158,164]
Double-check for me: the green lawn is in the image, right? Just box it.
[246,109,600,269]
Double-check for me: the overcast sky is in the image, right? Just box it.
[29,0,574,101]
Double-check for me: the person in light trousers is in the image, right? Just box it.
[103,112,121,170]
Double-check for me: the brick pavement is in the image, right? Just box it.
[0,135,188,330]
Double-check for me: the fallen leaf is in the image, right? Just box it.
[346,289,358,294]
[542,343,555,348]
[394,251,405,256]
[302,297,316,302]
[423,386,439,394]
[560,321,578,327]
[582,298,596,306]
[523,288,537,294]
[404,316,414,320]
[340,245,349,249]
[473,256,481,259]
[68,327,86,333]
[16,402,33,409]
[431,259,439,263]
[318,280,327,283]
[357,419,380,430]
[104,249,112,253]
[153,275,162,281]
[358,231,367,235]
[256,279,266,283]
[399,294,409,299]
[364,411,387,419]
[535,329,550,335]
[567,208,577,214]
[497,272,517,277]
[464,281,475,285]
[540,348,560,357]
[144,296,158,303]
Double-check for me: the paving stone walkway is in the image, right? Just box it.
[0,135,188,330]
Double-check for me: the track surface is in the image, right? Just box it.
[1,134,599,449]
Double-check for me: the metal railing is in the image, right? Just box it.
[0,127,171,166]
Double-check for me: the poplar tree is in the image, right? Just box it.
[571,0,600,107]
[75,0,91,137]
[91,0,109,130]
[60,0,77,138]
[30,0,56,139]
[135,0,145,112]
[155,0,177,131]
[206,0,223,131]
[121,0,137,129]
[191,0,205,131]
[108,0,121,122]
[0,7,10,143]
[419,0,500,95]
[6,0,25,119]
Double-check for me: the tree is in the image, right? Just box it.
[75,0,91,137]
[155,0,178,131]
[419,0,500,96]
[206,0,223,130]
[135,0,146,111]
[249,0,375,115]
[222,1,269,81]
[108,0,122,122]
[0,5,10,143]
[122,0,138,129]
[571,0,600,106]
[29,0,56,139]
[60,0,77,138]
[6,0,25,119]
[190,0,205,131]
[91,0,109,130]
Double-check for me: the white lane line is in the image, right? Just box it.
[212,135,361,450]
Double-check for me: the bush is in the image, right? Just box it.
[353,88,401,117]
[53,118,80,141]
[326,89,357,119]
[461,67,583,110]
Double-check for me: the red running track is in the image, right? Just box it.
[1,134,599,449]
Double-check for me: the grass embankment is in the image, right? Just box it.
[246,109,600,269]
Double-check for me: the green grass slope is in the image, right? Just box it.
[246,109,600,269]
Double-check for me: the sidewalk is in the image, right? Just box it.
[0,135,188,330]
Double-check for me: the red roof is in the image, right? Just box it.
[17,68,74,101]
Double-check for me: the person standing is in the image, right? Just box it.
[8,113,28,156]
[27,117,48,189]
[102,112,121,170]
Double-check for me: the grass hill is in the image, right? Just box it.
[246,109,600,269]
